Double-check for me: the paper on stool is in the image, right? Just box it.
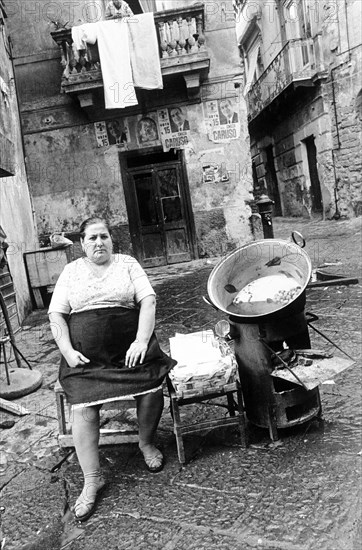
[169,331,222,369]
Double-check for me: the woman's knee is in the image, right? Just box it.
[71,405,100,426]
[137,388,163,404]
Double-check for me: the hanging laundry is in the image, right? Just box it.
[95,19,137,109]
[128,13,163,90]
[70,15,162,110]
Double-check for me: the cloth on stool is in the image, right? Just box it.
[59,307,175,405]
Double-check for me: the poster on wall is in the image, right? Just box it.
[94,121,109,147]
[106,119,130,149]
[94,119,130,149]
[204,98,240,143]
[135,114,160,147]
[157,107,191,152]
[202,163,230,184]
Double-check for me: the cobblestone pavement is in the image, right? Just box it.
[0,217,361,550]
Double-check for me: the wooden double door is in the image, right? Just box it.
[123,154,195,267]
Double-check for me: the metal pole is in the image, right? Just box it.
[256,194,275,239]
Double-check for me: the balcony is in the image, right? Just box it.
[246,36,327,122]
[51,3,210,110]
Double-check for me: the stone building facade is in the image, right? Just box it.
[235,0,362,219]
[0,0,37,322]
[7,0,254,268]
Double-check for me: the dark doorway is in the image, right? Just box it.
[121,150,195,267]
[264,145,282,216]
[304,136,323,213]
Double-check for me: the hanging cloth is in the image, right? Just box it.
[128,13,163,90]
[95,19,138,109]
[70,16,163,109]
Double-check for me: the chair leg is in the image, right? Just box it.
[226,392,236,417]
[0,342,11,386]
[236,385,248,448]
[170,396,186,464]
[56,391,67,436]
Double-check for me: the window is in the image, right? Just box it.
[284,0,311,66]
[241,31,263,95]
[284,0,311,39]
[355,89,362,122]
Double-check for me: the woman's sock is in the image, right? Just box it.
[74,470,105,518]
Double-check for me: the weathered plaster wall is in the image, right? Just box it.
[258,1,280,68]
[24,124,128,231]
[327,48,362,217]
[236,0,281,68]
[182,95,252,256]
[244,0,362,220]
[250,86,335,218]
[24,94,252,257]
[8,0,253,261]
[319,0,362,217]
[0,5,37,321]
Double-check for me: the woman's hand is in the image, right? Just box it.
[64,349,90,369]
[125,341,148,368]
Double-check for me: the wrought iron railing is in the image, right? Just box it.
[246,36,326,121]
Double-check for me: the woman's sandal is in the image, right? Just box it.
[73,481,106,522]
[140,446,164,473]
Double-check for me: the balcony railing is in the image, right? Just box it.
[51,3,210,106]
[246,36,327,122]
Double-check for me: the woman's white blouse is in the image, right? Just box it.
[48,254,155,315]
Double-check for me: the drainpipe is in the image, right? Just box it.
[344,0,351,56]
[329,0,353,220]
[330,67,341,219]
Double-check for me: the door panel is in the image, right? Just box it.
[133,171,164,267]
[126,160,192,267]
[134,173,158,226]
[165,228,191,263]
[161,196,182,222]
[156,165,191,264]
[142,233,165,265]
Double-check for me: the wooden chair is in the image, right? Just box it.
[167,376,248,464]
[54,380,139,448]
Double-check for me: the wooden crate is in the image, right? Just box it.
[24,247,72,308]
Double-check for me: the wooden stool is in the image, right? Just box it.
[54,380,139,448]
[167,377,248,464]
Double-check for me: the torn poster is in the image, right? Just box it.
[157,107,191,152]
[94,121,109,147]
[204,99,241,143]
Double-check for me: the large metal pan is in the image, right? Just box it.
[206,235,312,324]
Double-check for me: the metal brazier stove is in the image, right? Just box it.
[206,236,321,441]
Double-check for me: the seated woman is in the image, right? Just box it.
[105,0,134,19]
[48,217,175,522]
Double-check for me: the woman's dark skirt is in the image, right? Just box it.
[59,307,176,405]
